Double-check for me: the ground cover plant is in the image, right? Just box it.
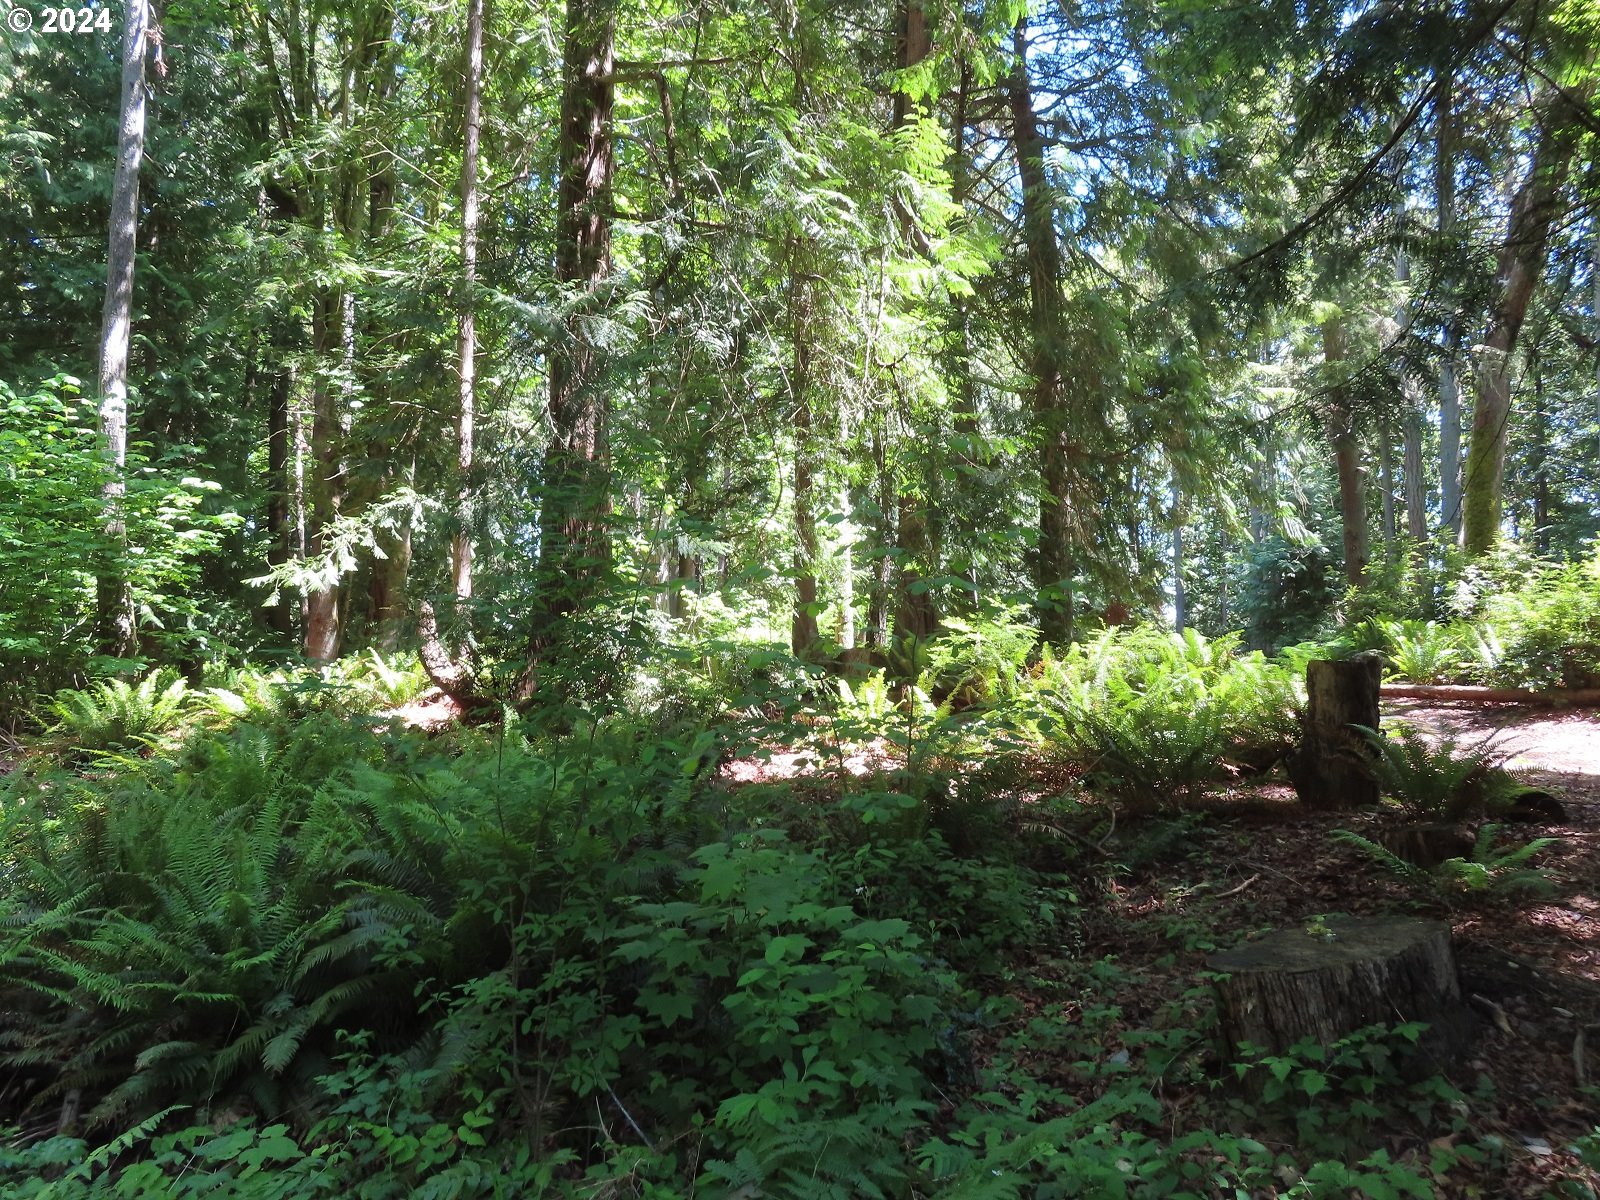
[0,647,1596,1199]
[8,0,1600,1191]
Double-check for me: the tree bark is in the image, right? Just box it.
[1008,19,1073,646]
[265,362,295,637]
[1461,93,1586,556]
[453,0,484,608]
[1437,78,1463,540]
[1531,358,1549,556]
[1287,655,1381,809]
[1381,682,1600,706]
[368,490,412,654]
[1402,398,1427,547]
[527,0,616,676]
[1172,484,1186,633]
[303,295,343,662]
[95,0,149,660]
[1210,916,1469,1068]
[791,274,821,658]
[1378,415,1396,562]
[889,0,938,647]
[1324,319,1368,590]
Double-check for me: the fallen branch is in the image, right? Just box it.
[1469,992,1514,1035]
[1214,873,1261,899]
[1382,683,1600,707]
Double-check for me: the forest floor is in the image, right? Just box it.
[1048,700,1600,1198]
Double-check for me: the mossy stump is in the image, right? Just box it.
[1208,916,1472,1067]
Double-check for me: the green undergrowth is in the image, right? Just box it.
[1333,549,1600,689]
[0,659,1527,1197]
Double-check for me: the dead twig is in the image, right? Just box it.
[1470,993,1514,1036]
[1214,873,1261,900]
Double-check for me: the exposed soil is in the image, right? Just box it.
[1070,700,1600,1197]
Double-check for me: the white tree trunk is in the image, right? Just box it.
[454,0,483,605]
[96,0,149,658]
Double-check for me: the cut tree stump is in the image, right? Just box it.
[1208,915,1472,1068]
[1287,654,1381,809]
[1379,822,1475,868]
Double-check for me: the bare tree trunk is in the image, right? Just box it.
[1531,358,1550,557]
[1378,415,1397,561]
[1402,395,1427,547]
[369,466,412,653]
[889,0,938,646]
[265,362,296,637]
[303,295,343,662]
[453,0,483,607]
[837,411,855,649]
[1324,318,1368,591]
[1436,78,1463,540]
[1008,19,1072,646]
[1461,94,1585,556]
[866,421,892,649]
[791,276,821,658]
[946,54,983,604]
[526,0,616,679]
[1172,509,1186,633]
[95,0,149,659]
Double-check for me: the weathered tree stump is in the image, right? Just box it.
[1379,822,1475,868]
[1208,916,1472,1067]
[1287,654,1381,809]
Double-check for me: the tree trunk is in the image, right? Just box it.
[1172,501,1186,633]
[1008,19,1072,646]
[453,0,483,608]
[1531,359,1549,556]
[946,54,982,605]
[1402,396,1427,547]
[303,295,343,662]
[527,0,616,674]
[265,363,296,637]
[95,0,149,660]
[866,421,892,650]
[1391,248,1428,568]
[1324,319,1368,591]
[791,281,821,658]
[1441,355,1463,538]
[1287,655,1381,810]
[1378,415,1397,562]
[889,0,938,646]
[1593,232,1600,475]
[368,505,412,653]
[1437,78,1464,541]
[1461,92,1586,556]
[1381,682,1600,706]
[1210,916,1470,1069]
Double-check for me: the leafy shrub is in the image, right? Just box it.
[1036,627,1301,806]
[45,673,190,756]
[1480,553,1600,689]
[0,376,238,711]
[1237,534,1339,651]
[0,718,425,1127]
[1333,824,1559,899]
[1364,619,1464,684]
[917,606,1039,704]
[1356,723,1503,821]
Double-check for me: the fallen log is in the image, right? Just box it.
[1382,683,1600,707]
